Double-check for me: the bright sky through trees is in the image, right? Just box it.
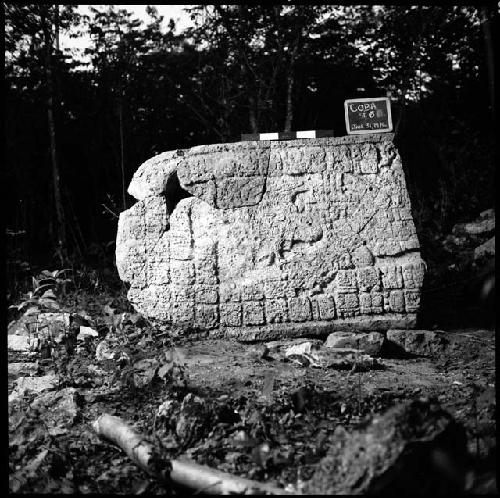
[60,4,194,53]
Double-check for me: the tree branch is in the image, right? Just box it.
[92,413,293,495]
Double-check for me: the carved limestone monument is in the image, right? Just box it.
[116,134,426,340]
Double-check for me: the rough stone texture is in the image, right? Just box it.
[453,216,495,238]
[474,235,495,260]
[304,399,468,495]
[116,134,425,340]
[30,388,81,436]
[8,374,58,403]
[324,331,386,356]
[8,362,38,378]
[386,329,449,356]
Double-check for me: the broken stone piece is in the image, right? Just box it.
[265,338,323,353]
[474,235,495,260]
[30,388,81,435]
[9,374,59,403]
[324,331,385,356]
[176,393,213,444]
[116,135,425,340]
[316,349,381,371]
[304,399,468,495]
[77,326,99,341]
[453,217,495,238]
[132,358,159,388]
[285,342,322,367]
[95,340,115,361]
[8,362,38,378]
[8,335,31,352]
[246,344,271,360]
[386,329,449,356]
[479,208,495,220]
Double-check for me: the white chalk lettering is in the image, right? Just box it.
[349,102,377,113]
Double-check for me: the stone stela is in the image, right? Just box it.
[116,134,425,341]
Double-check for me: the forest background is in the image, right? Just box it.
[4,4,497,323]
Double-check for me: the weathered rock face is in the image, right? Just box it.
[116,134,425,340]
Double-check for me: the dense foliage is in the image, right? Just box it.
[4,4,497,293]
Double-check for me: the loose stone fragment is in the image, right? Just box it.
[8,335,31,352]
[304,399,468,495]
[95,340,115,361]
[386,329,449,356]
[285,342,322,367]
[9,374,59,403]
[324,331,386,356]
[117,134,425,340]
[474,236,495,259]
[316,349,382,371]
[77,326,99,341]
[176,393,213,444]
[8,362,38,378]
[132,358,159,388]
[30,388,81,435]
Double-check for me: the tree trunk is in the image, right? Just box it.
[284,72,294,132]
[216,5,259,133]
[284,32,301,133]
[248,94,259,133]
[481,7,495,123]
[118,96,126,211]
[41,5,67,263]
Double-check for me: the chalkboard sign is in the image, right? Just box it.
[344,97,393,135]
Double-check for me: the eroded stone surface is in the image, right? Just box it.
[116,134,425,339]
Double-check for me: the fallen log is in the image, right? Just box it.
[92,413,292,495]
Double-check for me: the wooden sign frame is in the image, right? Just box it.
[344,97,393,135]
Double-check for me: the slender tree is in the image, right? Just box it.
[39,4,67,262]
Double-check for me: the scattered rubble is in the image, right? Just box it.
[6,279,496,495]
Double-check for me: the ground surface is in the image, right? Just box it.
[7,290,496,494]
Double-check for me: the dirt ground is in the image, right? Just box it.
[8,291,496,496]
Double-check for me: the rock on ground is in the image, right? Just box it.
[175,393,213,445]
[9,374,59,403]
[8,335,32,352]
[386,329,449,356]
[474,236,495,260]
[304,399,468,495]
[29,388,81,436]
[324,331,385,356]
[453,216,495,238]
[116,135,425,340]
[8,362,38,378]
